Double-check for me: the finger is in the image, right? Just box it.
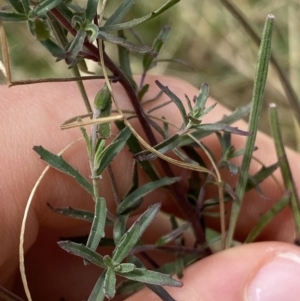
[125,241,300,301]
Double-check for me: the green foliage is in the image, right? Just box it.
[1,1,299,301]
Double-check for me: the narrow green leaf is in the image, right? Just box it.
[86,197,107,251]
[136,203,161,237]
[117,30,137,89]
[112,221,140,263]
[191,123,250,136]
[85,0,99,23]
[245,192,290,243]
[87,271,106,301]
[269,103,300,237]
[47,204,94,223]
[118,263,136,273]
[117,178,178,215]
[66,29,87,66]
[134,134,181,162]
[246,162,279,193]
[113,214,129,245]
[30,0,64,17]
[39,39,66,59]
[227,15,275,247]
[8,0,24,14]
[194,83,209,115]
[58,241,105,268]
[219,103,251,125]
[113,204,161,263]
[0,12,27,22]
[156,223,190,246]
[101,0,180,31]
[143,25,171,72]
[97,30,151,54]
[94,127,131,176]
[0,285,25,301]
[156,80,188,126]
[33,146,93,195]
[104,268,116,299]
[105,0,136,26]
[117,268,182,287]
[20,0,30,15]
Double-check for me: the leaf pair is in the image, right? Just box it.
[59,203,182,301]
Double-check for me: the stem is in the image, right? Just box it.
[50,6,207,246]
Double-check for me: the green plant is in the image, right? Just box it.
[0,1,300,301]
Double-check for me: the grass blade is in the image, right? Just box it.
[245,192,290,243]
[227,15,275,247]
[269,103,300,240]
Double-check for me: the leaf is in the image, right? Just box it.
[134,134,181,162]
[143,25,171,72]
[86,197,107,252]
[113,204,161,263]
[101,0,180,31]
[117,30,137,89]
[116,178,178,215]
[245,192,290,243]
[194,83,209,115]
[0,12,27,22]
[118,263,136,273]
[191,123,250,136]
[9,0,25,14]
[104,268,116,299]
[156,223,190,246]
[117,268,182,287]
[87,271,106,301]
[135,203,161,237]
[58,241,105,268]
[30,0,64,17]
[113,214,128,245]
[105,0,136,26]
[227,15,275,247]
[97,30,152,54]
[94,127,131,176]
[246,162,279,195]
[112,220,140,263]
[66,29,87,66]
[155,80,188,126]
[85,0,99,23]
[39,39,66,59]
[47,204,94,223]
[20,0,30,15]
[33,146,93,195]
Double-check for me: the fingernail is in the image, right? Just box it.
[247,251,300,301]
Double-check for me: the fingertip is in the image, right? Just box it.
[125,242,300,301]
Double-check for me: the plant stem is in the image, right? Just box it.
[50,6,207,246]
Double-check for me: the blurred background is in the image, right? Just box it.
[1,0,299,149]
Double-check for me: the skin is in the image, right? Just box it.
[1,75,300,301]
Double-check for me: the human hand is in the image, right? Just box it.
[1,75,300,301]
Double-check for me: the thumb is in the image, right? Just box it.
[126,242,300,301]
